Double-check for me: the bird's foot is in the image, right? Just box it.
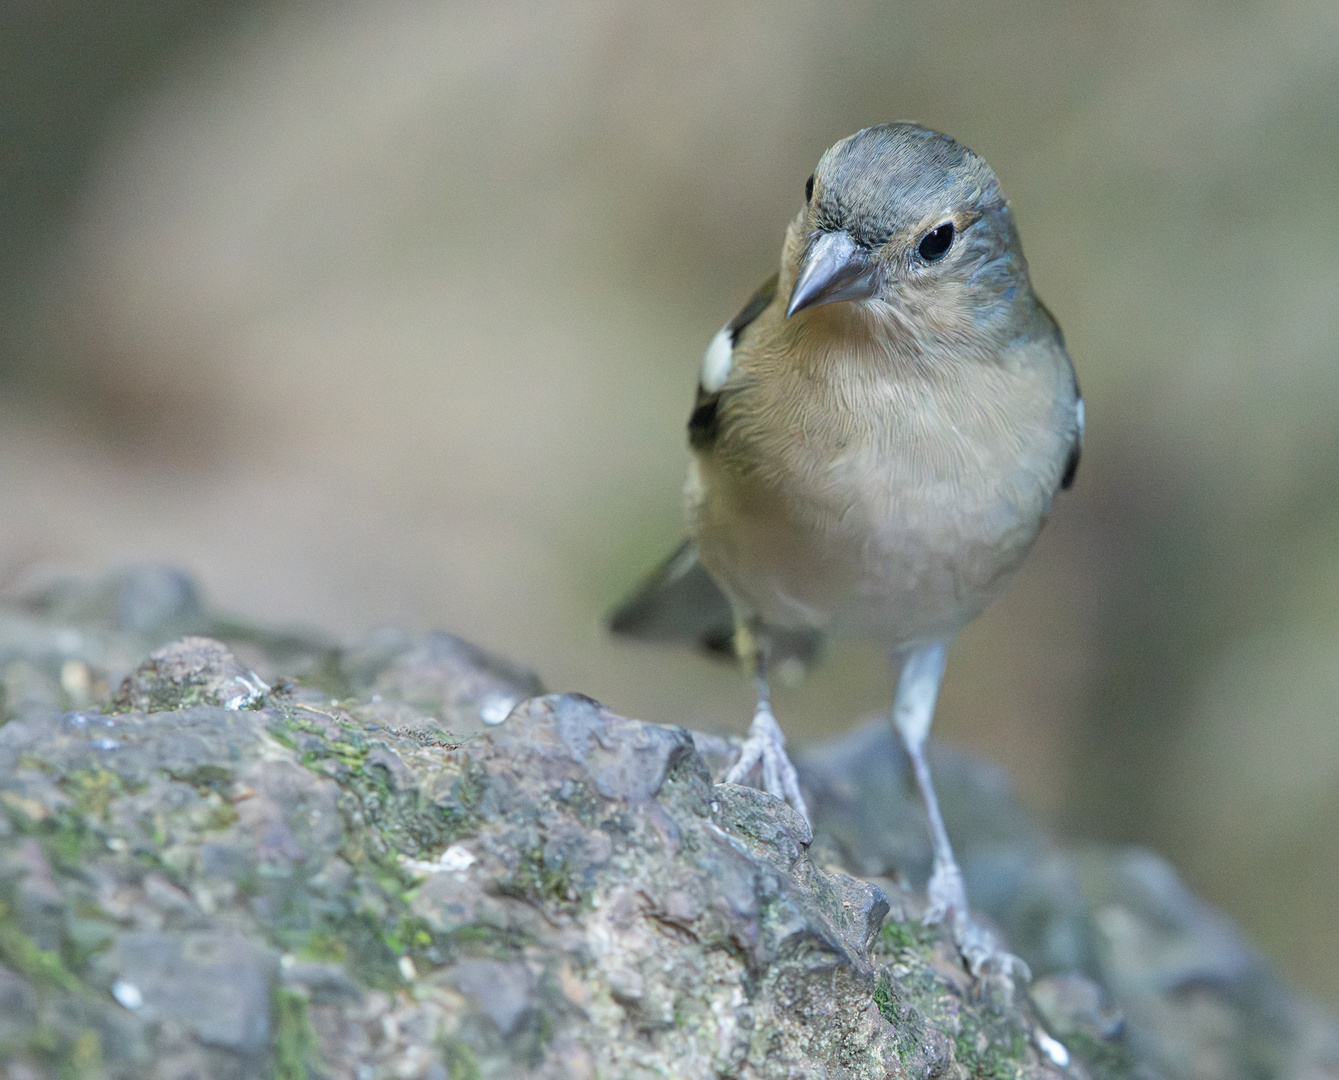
[950,913,1031,984]
[723,701,810,825]
[923,859,1031,983]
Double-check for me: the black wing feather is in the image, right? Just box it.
[1061,429,1081,490]
[687,272,779,450]
[607,539,735,647]
[725,271,779,346]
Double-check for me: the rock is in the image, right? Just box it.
[99,931,274,1056]
[342,626,543,734]
[109,637,269,713]
[0,565,1332,1079]
[11,563,203,638]
[797,719,1339,1080]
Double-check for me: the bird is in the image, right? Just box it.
[609,122,1082,976]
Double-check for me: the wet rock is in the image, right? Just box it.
[109,637,269,713]
[0,565,1331,1079]
[343,626,543,735]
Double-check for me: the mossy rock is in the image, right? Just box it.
[0,567,1330,1079]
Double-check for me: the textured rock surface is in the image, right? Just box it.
[0,566,1335,1079]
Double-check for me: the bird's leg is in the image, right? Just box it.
[892,642,1029,982]
[893,643,965,920]
[723,648,810,825]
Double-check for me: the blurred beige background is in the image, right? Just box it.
[3,0,1339,1007]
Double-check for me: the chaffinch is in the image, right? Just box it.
[611,123,1082,977]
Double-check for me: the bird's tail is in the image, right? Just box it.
[606,540,736,657]
[607,540,823,669]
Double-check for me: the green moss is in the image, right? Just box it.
[273,987,321,1080]
[385,913,448,969]
[5,1025,103,1080]
[60,1029,103,1080]
[61,915,116,974]
[107,665,222,713]
[203,797,240,831]
[288,714,332,737]
[0,900,80,993]
[24,1021,60,1056]
[449,925,495,948]
[1062,1029,1136,1080]
[291,907,506,991]
[42,815,101,870]
[321,909,404,991]
[258,703,498,992]
[446,923,533,961]
[0,853,112,983]
[392,915,434,952]
[165,763,234,793]
[876,917,936,956]
[873,973,897,1025]
[329,739,370,769]
[494,843,581,911]
[872,969,936,1067]
[510,1006,557,1069]
[34,768,144,874]
[298,932,347,964]
[63,767,127,821]
[440,1036,482,1080]
[275,701,480,863]
[954,1004,1028,1080]
[451,762,486,814]
[233,864,262,898]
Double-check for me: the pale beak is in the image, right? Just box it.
[786,230,879,317]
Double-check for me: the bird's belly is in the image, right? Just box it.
[690,455,1047,650]
[831,495,1040,646]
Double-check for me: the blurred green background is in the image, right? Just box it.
[2,0,1338,1008]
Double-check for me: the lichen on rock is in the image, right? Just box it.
[0,566,1334,1080]
[109,637,270,713]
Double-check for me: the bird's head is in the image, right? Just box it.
[787,124,1030,329]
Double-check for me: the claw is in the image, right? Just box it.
[955,915,1031,983]
[921,858,1029,981]
[724,701,810,824]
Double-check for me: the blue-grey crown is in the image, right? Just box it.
[812,123,1004,250]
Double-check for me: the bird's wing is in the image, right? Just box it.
[609,271,824,667]
[1035,297,1083,493]
[1060,395,1083,490]
[689,272,779,449]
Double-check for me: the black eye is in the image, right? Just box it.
[804,174,814,203]
[917,222,955,262]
